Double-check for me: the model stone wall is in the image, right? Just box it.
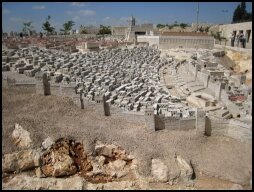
[49,83,62,96]
[60,84,76,98]
[154,115,165,130]
[137,36,159,47]
[219,21,252,43]
[158,116,196,131]
[196,71,210,87]
[207,115,251,142]
[14,82,36,91]
[137,35,214,49]
[159,36,214,49]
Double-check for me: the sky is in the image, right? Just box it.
[2,2,252,33]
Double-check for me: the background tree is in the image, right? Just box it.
[198,26,204,33]
[23,21,33,36]
[42,16,55,35]
[179,23,188,29]
[211,31,226,45]
[232,2,252,23]
[79,25,87,34]
[60,21,75,35]
[98,25,111,35]
[204,26,210,33]
[156,24,165,28]
[166,25,173,30]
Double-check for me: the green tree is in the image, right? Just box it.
[98,25,111,35]
[204,26,210,33]
[179,23,188,29]
[168,25,173,30]
[60,21,75,35]
[79,25,87,34]
[42,16,55,35]
[212,32,226,45]
[156,24,165,28]
[198,26,204,32]
[232,2,252,23]
[23,21,33,36]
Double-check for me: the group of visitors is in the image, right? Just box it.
[230,31,247,48]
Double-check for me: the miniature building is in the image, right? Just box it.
[144,107,155,131]
[137,33,214,49]
[94,94,110,116]
[35,71,50,95]
[111,16,154,42]
[196,108,206,136]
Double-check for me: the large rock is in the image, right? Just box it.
[12,123,33,149]
[18,149,41,171]
[176,156,193,182]
[94,141,132,161]
[90,160,104,176]
[41,138,78,177]
[2,149,41,173]
[3,174,85,190]
[86,181,136,190]
[106,159,128,178]
[2,153,18,173]
[212,49,225,57]
[167,158,181,182]
[95,142,116,158]
[231,184,244,190]
[41,153,77,177]
[41,137,54,150]
[151,159,168,182]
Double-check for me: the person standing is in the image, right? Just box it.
[230,32,235,47]
[239,32,244,48]
[242,33,246,48]
[236,32,240,47]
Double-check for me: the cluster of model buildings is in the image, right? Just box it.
[2,46,197,119]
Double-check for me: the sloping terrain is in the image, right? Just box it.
[226,49,252,85]
[2,84,252,189]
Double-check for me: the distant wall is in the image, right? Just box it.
[50,83,62,96]
[14,82,36,91]
[159,35,214,49]
[155,115,196,131]
[207,115,251,142]
[137,35,214,49]
[137,36,159,47]
[60,84,76,98]
[112,107,146,124]
[219,21,252,43]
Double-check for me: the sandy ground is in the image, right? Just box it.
[2,83,252,189]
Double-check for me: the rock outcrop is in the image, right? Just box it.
[151,159,169,182]
[40,138,78,177]
[2,149,41,173]
[176,155,193,182]
[3,174,85,190]
[151,156,194,184]
[212,49,225,57]
[41,137,54,150]
[12,123,33,149]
